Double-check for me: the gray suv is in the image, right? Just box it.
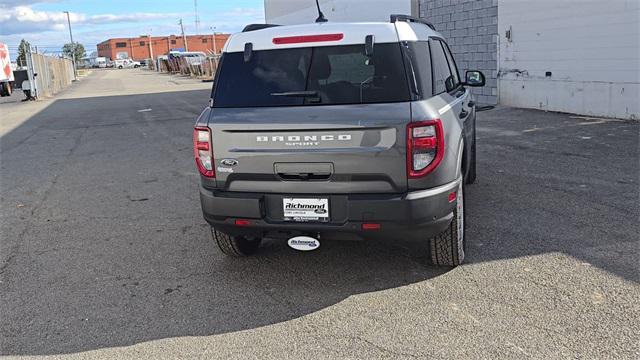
[194,16,485,266]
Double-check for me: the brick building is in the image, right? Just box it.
[97,34,230,61]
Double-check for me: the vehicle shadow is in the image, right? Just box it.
[0,89,637,356]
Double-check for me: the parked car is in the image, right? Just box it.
[193,16,485,266]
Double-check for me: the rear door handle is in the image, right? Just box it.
[277,172,331,181]
[274,163,333,181]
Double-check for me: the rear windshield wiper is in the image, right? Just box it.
[270,91,318,97]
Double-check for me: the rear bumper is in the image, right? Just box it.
[200,178,460,241]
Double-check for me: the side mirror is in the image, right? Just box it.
[463,70,485,87]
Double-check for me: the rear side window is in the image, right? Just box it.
[429,39,454,94]
[402,41,433,100]
[441,41,460,86]
[212,43,411,108]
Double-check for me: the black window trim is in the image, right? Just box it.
[399,40,433,101]
[427,37,447,96]
[440,39,463,92]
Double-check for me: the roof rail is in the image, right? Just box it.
[242,24,280,32]
[390,14,436,31]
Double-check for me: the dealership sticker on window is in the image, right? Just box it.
[283,198,329,222]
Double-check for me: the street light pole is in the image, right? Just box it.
[63,11,77,80]
[179,18,189,52]
[210,26,217,55]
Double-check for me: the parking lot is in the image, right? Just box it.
[1,69,638,359]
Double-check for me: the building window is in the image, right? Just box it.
[171,39,176,44]
[115,42,127,48]
[202,38,207,43]
[139,41,145,46]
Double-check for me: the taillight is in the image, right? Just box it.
[193,126,215,178]
[407,120,444,179]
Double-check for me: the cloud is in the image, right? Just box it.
[202,7,265,33]
[0,3,264,52]
[0,0,56,6]
[87,13,181,25]
[0,5,180,35]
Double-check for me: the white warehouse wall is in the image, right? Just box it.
[498,0,639,119]
[264,0,416,25]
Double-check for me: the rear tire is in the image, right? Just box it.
[0,82,10,97]
[430,181,466,267]
[211,227,261,257]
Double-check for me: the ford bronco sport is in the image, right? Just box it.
[194,15,485,266]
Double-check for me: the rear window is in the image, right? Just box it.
[212,43,411,108]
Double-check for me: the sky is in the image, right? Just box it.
[0,0,265,55]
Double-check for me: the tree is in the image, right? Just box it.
[62,42,86,61]
[17,39,30,66]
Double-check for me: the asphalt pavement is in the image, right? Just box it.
[0,89,24,105]
[1,69,638,359]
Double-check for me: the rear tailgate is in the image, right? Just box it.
[209,103,409,194]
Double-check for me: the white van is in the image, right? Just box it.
[113,59,141,69]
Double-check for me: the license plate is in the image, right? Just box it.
[283,198,329,222]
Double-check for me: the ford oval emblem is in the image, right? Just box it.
[220,159,238,166]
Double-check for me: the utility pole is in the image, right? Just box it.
[147,33,155,70]
[63,11,77,80]
[194,0,200,35]
[209,26,218,78]
[179,18,189,52]
[209,26,218,55]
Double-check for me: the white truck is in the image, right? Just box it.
[113,58,141,69]
[0,42,15,97]
[90,56,108,68]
